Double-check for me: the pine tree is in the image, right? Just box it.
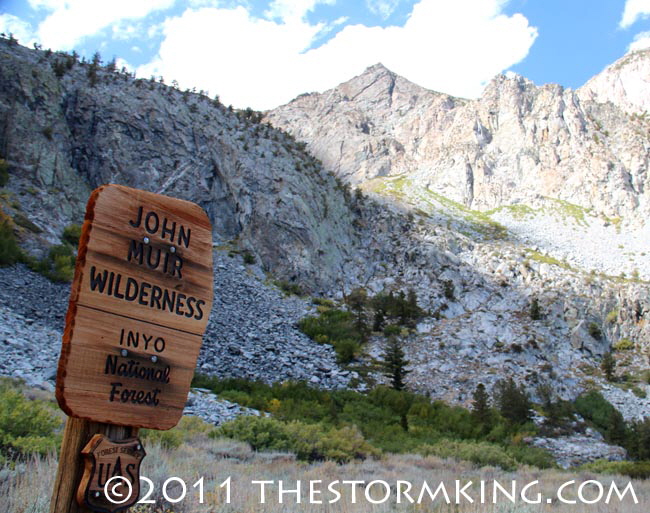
[471,383,491,426]
[601,351,616,382]
[530,297,541,320]
[494,378,531,425]
[346,287,369,341]
[382,336,410,391]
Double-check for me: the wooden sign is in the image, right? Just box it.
[77,435,145,513]
[56,184,214,430]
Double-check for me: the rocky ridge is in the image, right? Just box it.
[266,58,650,224]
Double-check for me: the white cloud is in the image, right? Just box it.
[628,30,650,51]
[620,0,650,28]
[138,0,536,110]
[366,0,401,19]
[0,14,38,46]
[34,0,177,50]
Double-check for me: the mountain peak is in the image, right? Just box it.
[362,63,393,75]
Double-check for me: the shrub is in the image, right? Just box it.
[443,280,455,301]
[613,338,634,351]
[606,309,618,324]
[580,460,650,479]
[26,244,75,282]
[529,297,541,320]
[193,376,553,468]
[274,280,302,296]
[213,416,378,463]
[242,249,255,264]
[0,381,62,459]
[601,351,616,381]
[61,224,82,247]
[574,390,627,445]
[140,415,213,449]
[588,322,602,340]
[299,309,361,363]
[420,440,518,470]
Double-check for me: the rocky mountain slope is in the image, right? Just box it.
[266,55,650,224]
[266,51,650,414]
[0,40,360,292]
[0,38,648,440]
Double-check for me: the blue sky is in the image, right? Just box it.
[1,0,649,110]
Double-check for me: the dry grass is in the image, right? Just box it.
[1,435,648,513]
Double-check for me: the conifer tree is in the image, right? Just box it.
[382,335,410,391]
[494,378,531,425]
[471,383,491,425]
[601,351,616,382]
[346,287,369,341]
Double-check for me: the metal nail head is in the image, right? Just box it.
[151,355,158,363]
[169,246,176,253]
[121,349,128,357]
[143,236,150,244]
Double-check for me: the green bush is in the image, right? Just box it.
[580,460,650,479]
[0,381,62,459]
[141,415,213,449]
[274,280,302,296]
[27,244,75,282]
[613,338,634,351]
[574,390,627,445]
[588,322,602,340]
[192,376,547,465]
[529,297,541,320]
[420,440,518,470]
[62,224,82,247]
[312,297,335,308]
[606,309,618,324]
[298,309,362,363]
[241,249,255,264]
[213,415,378,463]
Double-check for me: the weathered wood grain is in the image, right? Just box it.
[56,184,214,430]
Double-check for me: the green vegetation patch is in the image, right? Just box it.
[365,176,508,240]
[524,249,573,271]
[192,376,554,470]
[613,338,634,351]
[0,379,63,461]
[298,308,361,363]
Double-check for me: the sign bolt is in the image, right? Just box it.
[136,444,142,451]
[143,236,150,244]
[121,349,128,357]
[170,246,176,254]
[151,355,158,363]
[94,491,101,498]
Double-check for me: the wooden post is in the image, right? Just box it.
[50,419,139,513]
